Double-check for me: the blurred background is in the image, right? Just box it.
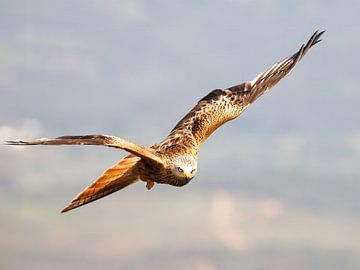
[1,1,359,269]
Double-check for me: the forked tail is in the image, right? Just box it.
[61,154,140,213]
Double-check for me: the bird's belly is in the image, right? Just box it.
[140,169,191,187]
[168,176,192,187]
[157,172,192,187]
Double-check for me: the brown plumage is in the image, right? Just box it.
[6,30,324,212]
[61,154,141,213]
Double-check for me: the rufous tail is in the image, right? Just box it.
[61,154,140,213]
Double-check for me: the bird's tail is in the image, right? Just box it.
[61,154,140,213]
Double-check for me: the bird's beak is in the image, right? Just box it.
[185,172,193,180]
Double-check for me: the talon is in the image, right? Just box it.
[146,181,154,190]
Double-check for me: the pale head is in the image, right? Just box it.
[170,155,197,180]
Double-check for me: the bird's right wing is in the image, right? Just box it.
[6,134,164,166]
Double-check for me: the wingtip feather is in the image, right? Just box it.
[309,30,325,47]
[60,205,72,213]
[5,140,28,145]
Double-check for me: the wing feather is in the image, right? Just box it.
[246,30,325,103]
[6,134,164,166]
[160,30,324,149]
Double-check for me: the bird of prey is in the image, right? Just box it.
[6,31,324,213]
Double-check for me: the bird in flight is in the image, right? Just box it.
[6,31,324,213]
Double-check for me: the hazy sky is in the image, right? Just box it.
[1,1,360,270]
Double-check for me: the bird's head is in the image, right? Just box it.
[171,155,197,180]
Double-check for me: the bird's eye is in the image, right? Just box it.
[177,167,184,173]
[191,169,196,174]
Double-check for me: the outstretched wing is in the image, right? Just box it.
[245,30,324,103]
[6,134,164,166]
[161,30,324,149]
[61,154,140,213]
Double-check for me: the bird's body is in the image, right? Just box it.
[6,31,324,213]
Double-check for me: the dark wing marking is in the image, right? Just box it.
[200,89,226,101]
[161,87,247,150]
[6,134,164,166]
[160,30,324,149]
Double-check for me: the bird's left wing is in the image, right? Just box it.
[162,30,324,149]
[6,134,164,166]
